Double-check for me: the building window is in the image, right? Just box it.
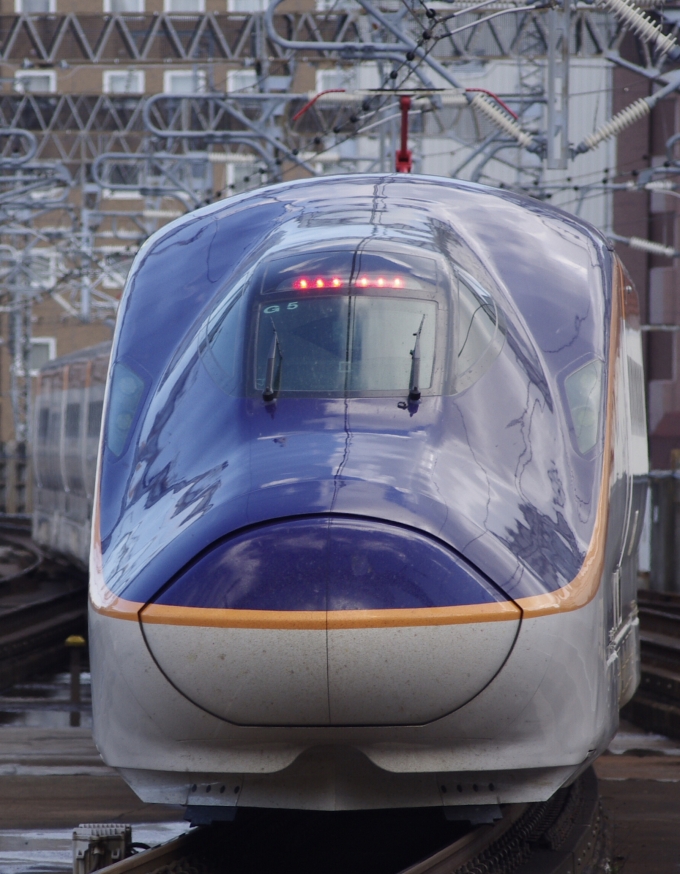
[227,69,257,93]
[104,0,145,12]
[15,0,55,13]
[315,67,357,94]
[163,70,207,94]
[315,0,356,10]
[14,70,57,94]
[27,250,58,289]
[103,70,145,94]
[29,338,56,377]
[164,0,205,12]
[227,159,259,195]
[227,0,268,10]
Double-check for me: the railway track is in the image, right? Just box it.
[0,518,87,691]
[623,588,680,739]
[91,767,608,874]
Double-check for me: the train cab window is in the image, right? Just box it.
[456,271,502,390]
[106,362,145,456]
[251,248,440,398]
[564,359,603,455]
[200,291,244,394]
[256,296,437,395]
[202,244,504,399]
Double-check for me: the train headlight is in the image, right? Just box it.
[564,359,603,455]
[106,362,145,456]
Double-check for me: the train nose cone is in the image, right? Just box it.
[139,518,520,726]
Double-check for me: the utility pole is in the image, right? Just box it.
[546,0,571,170]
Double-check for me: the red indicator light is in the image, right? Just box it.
[292,274,407,291]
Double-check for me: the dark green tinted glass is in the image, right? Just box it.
[106,362,144,456]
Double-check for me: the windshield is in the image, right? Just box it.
[200,243,504,398]
[252,247,439,397]
[256,296,437,395]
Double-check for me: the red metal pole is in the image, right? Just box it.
[395,95,412,173]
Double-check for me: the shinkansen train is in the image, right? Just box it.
[34,174,647,821]
[33,342,110,566]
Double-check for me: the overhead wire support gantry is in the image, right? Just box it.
[0,0,679,445]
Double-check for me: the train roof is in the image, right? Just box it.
[114,174,614,392]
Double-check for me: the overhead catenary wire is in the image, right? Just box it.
[6,0,680,347]
[352,0,542,150]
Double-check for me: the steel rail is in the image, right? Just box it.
[0,521,88,691]
[90,767,607,874]
[624,589,680,740]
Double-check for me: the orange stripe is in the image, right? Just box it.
[135,599,521,629]
[141,603,326,629]
[89,530,140,620]
[89,259,625,630]
[327,601,520,628]
[515,257,622,619]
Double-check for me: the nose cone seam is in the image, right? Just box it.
[138,516,521,727]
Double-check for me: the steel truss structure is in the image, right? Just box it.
[0,9,629,65]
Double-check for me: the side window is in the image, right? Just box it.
[200,291,243,393]
[455,271,504,392]
[564,359,603,455]
[106,363,145,457]
[38,408,49,444]
[48,411,61,446]
[65,403,81,439]
[88,400,104,439]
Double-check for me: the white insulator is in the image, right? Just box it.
[580,97,650,151]
[628,236,677,257]
[644,179,677,190]
[598,0,676,55]
[469,93,534,148]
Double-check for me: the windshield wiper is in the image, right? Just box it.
[263,328,282,402]
[408,316,425,402]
